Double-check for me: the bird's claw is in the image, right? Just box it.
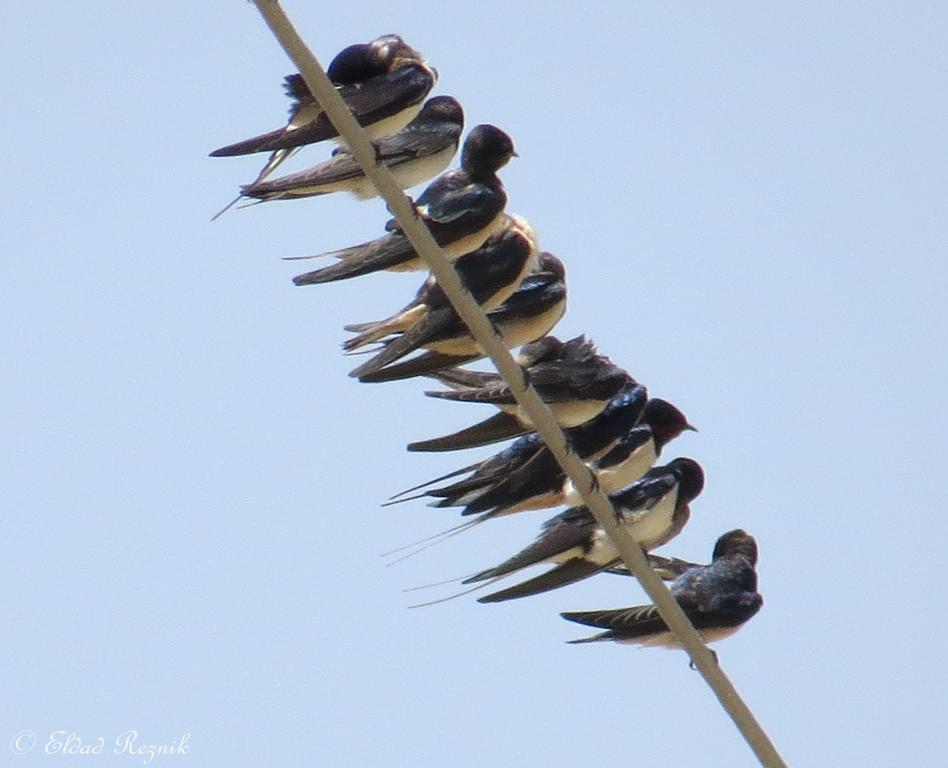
[688,649,719,670]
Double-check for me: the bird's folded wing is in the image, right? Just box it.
[477,558,612,603]
[463,511,596,583]
[407,411,528,452]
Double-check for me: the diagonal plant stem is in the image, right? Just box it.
[248,4,788,766]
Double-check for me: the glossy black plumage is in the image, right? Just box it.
[408,335,636,452]
[559,399,696,506]
[341,216,538,356]
[452,398,693,519]
[471,458,705,603]
[388,386,648,509]
[210,34,436,162]
[352,252,566,382]
[239,96,464,202]
[290,124,516,285]
[562,530,762,646]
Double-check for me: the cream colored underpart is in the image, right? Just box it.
[497,301,567,349]
[494,490,563,516]
[547,398,611,427]
[504,398,607,428]
[479,280,521,312]
[562,444,658,506]
[288,101,422,146]
[621,624,743,648]
[548,529,620,566]
[425,296,565,355]
[352,143,458,200]
[363,102,423,141]
[506,213,540,254]
[347,304,428,350]
[584,436,625,464]
[442,212,510,258]
[426,336,484,355]
[391,210,515,272]
[624,491,678,550]
[288,105,320,129]
[582,530,621,566]
[549,541,599,565]
[388,256,430,272]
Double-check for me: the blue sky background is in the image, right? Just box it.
[3,2,946,765]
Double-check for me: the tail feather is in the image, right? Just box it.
[385,461,482,501]
[425,388,512,405]
[422,487,490,510]
[420,472,499,502]
[407,412,528,452]
[247,148,296,186]
[210,194,242,222]
[380,517,486,565]
[565,634,611,645]
[342,322,396,353]
[425,368,496,390]
[283,241,369,263]
[406,574,507,608]
[293,254,397,285]
[209,127,290,157]
[342,305,426,352]
[348,308,455,378]
[240,180,332,202]
[355,352,479,383]
[210,148,299,222]
[378,491,430,506]
[292,233,417,284]
[477,558,612,603]
[343,320,380,333]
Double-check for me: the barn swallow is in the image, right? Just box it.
[406,339,566,452]
[469,457,705,603]
[562,529,762,647]
[210,34,437,183]
[290,124,516,286]
[342,215,538,353]
[351,252,566,382]
[407,336,636,452]
[452,398,693,519]
[560,399,696,506]
[388,385,648,509]
[382,387,651,566]
[238,96,463,203]
[640,553,705,581]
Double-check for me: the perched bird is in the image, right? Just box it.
[210,34,437,182]
[451,398,694,519]
[388,385,648,510]
[342,215,539,353]
[239,96,464,202]
[352,252,566,382]
[382,387,650,566]
[468,457,705,603]
[560,400,696,506]
[408,335,636,452]
[291,124,516,286]
[561,529,762,647]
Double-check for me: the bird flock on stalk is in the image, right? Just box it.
[211,34,763,652]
